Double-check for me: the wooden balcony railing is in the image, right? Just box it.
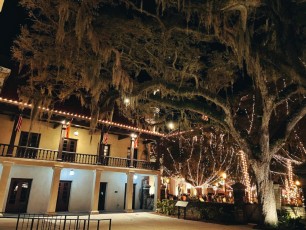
[0,143,158,170]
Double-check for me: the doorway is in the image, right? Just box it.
[124,183,136,209]
[99,144,110,165]
[98,182,107,211]
[56,181,72,212]
[5,178,32,213]
[62,139,77,162]
[127,148,138,167]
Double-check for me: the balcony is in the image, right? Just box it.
[0,143,158,170]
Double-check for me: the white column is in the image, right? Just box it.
[125,171,135,213]
[154,174,161,211]
[91,169,103,214]
[0,161,13,215]
[47,165,62,214]
[130,134,137,167]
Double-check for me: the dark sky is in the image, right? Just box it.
[0,0,26,57]
[0,0,27,98]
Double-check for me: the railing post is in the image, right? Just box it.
[87,214,90,230]
[30,218,34,230]
[76,215,80,229]
[97,220,100,230]
[63,215,67,230]
[83,220,87,230]
[16,213,20,230]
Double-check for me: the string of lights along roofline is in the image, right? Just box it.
[0,97,164,136]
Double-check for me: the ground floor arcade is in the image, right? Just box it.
[0,158,161,215]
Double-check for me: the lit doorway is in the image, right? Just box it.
[5,178,32,213]
[98,182,107,211]
[124,183,136,209]
[56,181,72,212]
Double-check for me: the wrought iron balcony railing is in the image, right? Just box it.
[0,143,158,170]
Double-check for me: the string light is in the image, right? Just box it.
[0,97,164,136]
[246,95,255,134]
[239,150,252,203]
[163,130,237,189]
[285,159,300,205]
[294,131,306,155]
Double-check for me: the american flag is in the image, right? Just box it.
[103,133,108,145]
[15,115,22,132]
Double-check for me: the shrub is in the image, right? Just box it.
[276,209,305,230]
[156,199,177,215]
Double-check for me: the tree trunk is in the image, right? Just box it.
[253,161,278,226]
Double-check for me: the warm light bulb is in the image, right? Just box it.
[124,98,130,105]
[167,122,175,130]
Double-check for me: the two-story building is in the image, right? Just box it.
[0,97,162,215]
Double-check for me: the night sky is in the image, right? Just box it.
[0,0,27,98]
[0,0,26,56]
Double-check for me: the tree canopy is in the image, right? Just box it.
[13,0,306,226]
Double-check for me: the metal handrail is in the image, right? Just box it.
[13,213,112,230]
[0,143,158,170]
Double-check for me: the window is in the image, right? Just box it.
[19,132,40,147]
[17,132,40,158]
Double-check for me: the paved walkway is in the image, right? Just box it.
[0,212,256,230]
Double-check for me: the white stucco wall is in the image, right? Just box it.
[66,127,100,155]
[0,114,146,158]
[133,173,144,210]
[100,172,126,211]
[60,168,94,212]
[107,134,145,160]
[99,171,145,211]
[0,162,156,214]
[15,118,62,150]
[8,165,53,213]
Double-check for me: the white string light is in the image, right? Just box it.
[239,150,252,203]
[0,97,164,136]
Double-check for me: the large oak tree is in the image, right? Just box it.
[13,0,306,226]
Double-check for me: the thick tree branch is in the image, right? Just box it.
[270,104,306,155]
[147,94,227,128]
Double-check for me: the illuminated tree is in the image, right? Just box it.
[13,0,306,226]
[159,128,240,188]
